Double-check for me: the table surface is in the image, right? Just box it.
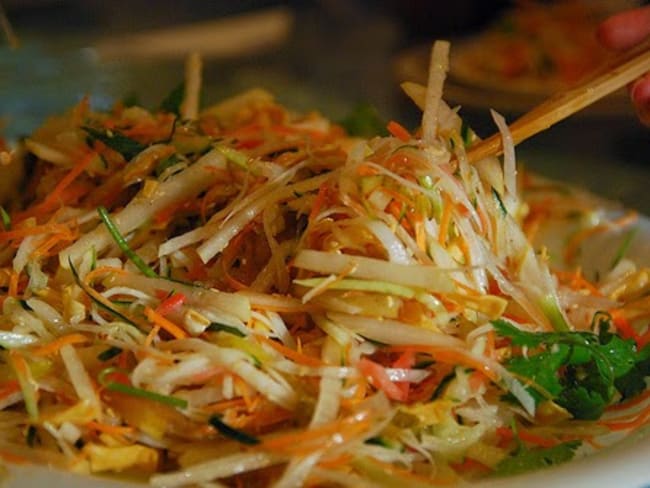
[2,1,649,214]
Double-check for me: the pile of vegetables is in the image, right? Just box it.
[0,47,648,487]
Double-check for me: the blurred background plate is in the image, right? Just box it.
[394,41,633,117]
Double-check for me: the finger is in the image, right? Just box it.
[630,72,650,126]
[597,5,650,51]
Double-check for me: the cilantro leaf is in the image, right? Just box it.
[558,384,607,420]
[493,318,649,420]
[83,126,146,161]
[505,347,568,403]
[494,441,581,477]
[339,103,387,137]
[615,344,650,400]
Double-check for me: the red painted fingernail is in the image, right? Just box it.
[630,78,650,105]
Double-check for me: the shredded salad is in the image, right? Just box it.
[0,46,649,487]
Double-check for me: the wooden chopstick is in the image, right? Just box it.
[465,37,650,164]
[0,2,18,49]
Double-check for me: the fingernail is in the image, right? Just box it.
[630,78,650,105]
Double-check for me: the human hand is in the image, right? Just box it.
[597,5,650,125]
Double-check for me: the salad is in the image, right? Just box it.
[0,46,648,487]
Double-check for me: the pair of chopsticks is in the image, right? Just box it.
[465,37,650,163]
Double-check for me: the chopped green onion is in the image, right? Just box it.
[0,206,11,230]
[414,359,435,369]
[215,145,249,169]
[391,144,419,155]
[364,436,401,450]
[97,346,123,362]
[417,175,434,190]
[97,206,158,278]
[90,246,97,271]
[98,368,187,409]
[155,153,183,177]
[208,415,260,445]
[360,175,383,195]
[83,126,146,161]
[104,382,188,409]
[364,436,385,446]
[590,310,612,332]
[360,336,389,347]
[206,322,246,337]
[430,371,455,400]
[26,425,40,447]
[610,228,638,269]
[539,294,570,332]
[9,352,39,420]
[293,277,416,299]
[159,82,185,116]
[97,366,124,384]
[69,258,142,330]
[460,120,473,147]
[492,187,507,216]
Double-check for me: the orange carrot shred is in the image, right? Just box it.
[388,344,499,382]
[30,333,89,357]
[144,325,161,347]
[0,380,20,401]
[8,270,19,297]
[387,120,411,142]
[86,420,135,437]
[358,357,407,402]
[600,405,650,431]
[144,306,188,339]
[438,193,453,246]
[517,427,558,448]
[0,450,29,464]
[17,151,96,221]
[309,183,329,222]
[610,309,641,347]
[257,335,324,367]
